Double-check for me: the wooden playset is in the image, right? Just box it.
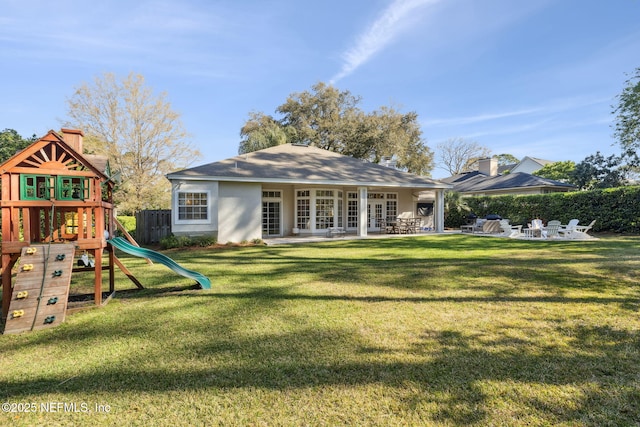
[0,129,140,334]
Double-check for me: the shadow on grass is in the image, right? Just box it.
[2,322,639,425]
[3,235,637,424]
[137,235,640,308]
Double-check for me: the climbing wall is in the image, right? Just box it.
[3,244,75,335]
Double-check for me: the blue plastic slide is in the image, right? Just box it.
[108,237,211,289]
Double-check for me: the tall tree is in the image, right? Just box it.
[493,153,519,166]
[239,111,290,154]
[572,152,625,190]
[533,160,576,183]
[613,67,640,166]
[64,72,200,213]
[0,129,37,163]
[239,82,434,175]
[436,137,491,175]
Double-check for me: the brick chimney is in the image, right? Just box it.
[61,128,84,154]
[478,157,498,176]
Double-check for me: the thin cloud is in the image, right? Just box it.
[427,96,611,127]
[426,108,545,127]
[331,0,440,82]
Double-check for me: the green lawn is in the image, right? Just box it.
[1,234,639,426]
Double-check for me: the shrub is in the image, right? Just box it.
[159,234,217,249]
[116,215,136,238]
[457,186,640,233]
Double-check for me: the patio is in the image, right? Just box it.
[264,229,446,245]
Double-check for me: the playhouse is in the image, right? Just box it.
[1,129,211,334]
[0,129,120,334]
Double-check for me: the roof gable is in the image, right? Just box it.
[168,143,450,189]
[0,130,108,179]
[510,156,554,174]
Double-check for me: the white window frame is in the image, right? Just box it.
[175,190,211,225]
[262,189,283,237]
[295,188,345,233]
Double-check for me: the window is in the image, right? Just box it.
[296,190,310,229]
[295,189,345,232]
[21,174,91,201]
[57,176,90,200]
[178,192,208,220]
[315,190,336,229]
[20,175,51,200]
[262,190,281,198]
[337,191,343,228]
[386,193,398,219]
[347,192,358,228]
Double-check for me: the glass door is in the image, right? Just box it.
[367,202,384,231]
[262,190,282,237]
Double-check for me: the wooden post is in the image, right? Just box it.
[2,255,12,319]
[108,246,115,293]
[94,249,102,306]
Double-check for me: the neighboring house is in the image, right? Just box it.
[166,143,452,242]
[443,158,575,196]
[509,156,554,174]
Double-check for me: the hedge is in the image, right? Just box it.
[446,186,640,234]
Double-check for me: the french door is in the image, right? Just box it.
[262,190,282,237]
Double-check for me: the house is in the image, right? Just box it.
[509,156,554,174]
[442,157,575,196]
[166,143,452,242]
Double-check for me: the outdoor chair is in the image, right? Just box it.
[385,216,400,234]
[545,220,562,239]
[558,219,580,239]
[563,220,596,239]
[499,219,522,238]
[376,217,387,234]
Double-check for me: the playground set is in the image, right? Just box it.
[0,129,210,335]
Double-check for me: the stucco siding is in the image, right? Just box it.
[217,182,262,243]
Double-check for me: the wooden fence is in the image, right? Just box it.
[135,210,171,244]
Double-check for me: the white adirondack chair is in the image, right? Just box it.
[558,219,579,239]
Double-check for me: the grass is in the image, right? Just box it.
[1,234,639,426]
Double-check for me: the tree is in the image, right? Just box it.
[533,160,576,183]
[239,82,434,175]
[443,190,471,228]
[436,137,491,175]
[572,152,625,190]
[64,72,200,213]
[493,153,519,166]
[239,112,289,154]
[613,67,640,167]
[0,129,37,163]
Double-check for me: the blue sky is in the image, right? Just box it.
[2,0,639,178]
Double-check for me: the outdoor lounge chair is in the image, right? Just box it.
[563,220,596,239]
[558,219,580,239]
[545,220,562,239]
[499,219,522,238]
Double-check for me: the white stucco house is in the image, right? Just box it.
[166,143,452,243]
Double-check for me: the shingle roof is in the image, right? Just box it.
[167,143,450,189]
[450,172,575,192]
